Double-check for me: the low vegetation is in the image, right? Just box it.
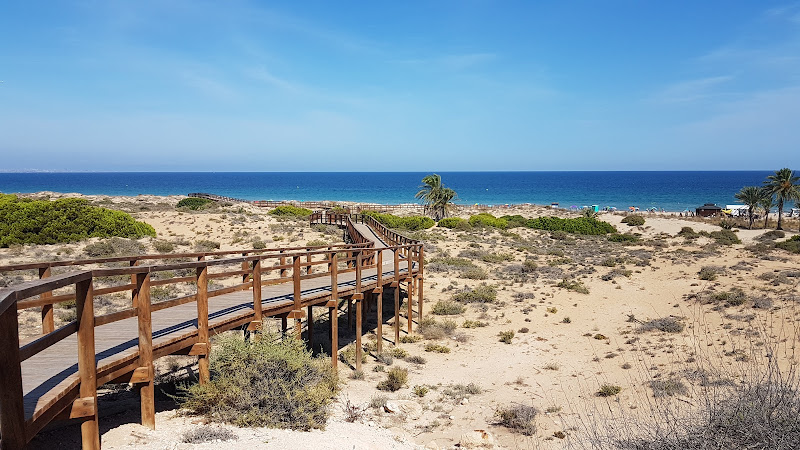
[621,215,645,226]
[268,205,313,218]
[0,195,155,246]
[495,404,538,436]
[176,197,214,210]
[362,211,435,230]
[180,334,338,430]
[776,235,800,253]
[451,283,497,303]
[377,367,408,392]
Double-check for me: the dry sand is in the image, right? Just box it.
[3,194,800,449]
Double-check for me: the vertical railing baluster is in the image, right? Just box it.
[329,252,339,369]
[196,262,210,384]
[75,277,99,449]
[135,271,155,429]
[0,290,26,449]
[354,250,363,371]
[39,266,54,334]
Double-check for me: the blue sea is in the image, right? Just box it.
[0,171,780,212]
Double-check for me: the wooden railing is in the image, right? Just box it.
[0,221,424,449]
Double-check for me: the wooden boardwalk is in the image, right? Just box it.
[0,213,423,449]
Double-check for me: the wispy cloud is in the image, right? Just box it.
[244,66,301,93]
[394,52,497,71]
[651,75,734,103]
[180,71,240,101]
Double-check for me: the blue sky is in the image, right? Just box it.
[1,1,799,171]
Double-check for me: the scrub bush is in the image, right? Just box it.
[0,195,155,247]
[176,197,214,210]
[362,211,434,231]
[180,334,338,430]
[469,213,508,229]
[268,205,313,218]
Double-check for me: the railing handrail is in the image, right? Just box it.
[0,242,372,274]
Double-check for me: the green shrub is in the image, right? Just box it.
[677,226,700,239]
[418,317,458,340]
[177,197,214,210]
[437,217,469,229]
[432,300,466,315]
[622,215,645,226]
[499,215,528,229]
[424,343,451,353]
[597,384,622,397]
[525,216,616,235]
[710,230,741,245]
[463,320,488,328]
[153,240,176,253]
[413,385,429,397]
[499,330,515,344]
[776,235,800,254]
[452,284,497,303]
[699,266,723,281]
[462,267,489,280]
[557,278,589,294]
[362,211,435,231]
[711,288,748,306]
[399,334,423,344]
[608,233,640,243]
[179,334,338,430]
[268,205,313,218]
[0,195,155,247]
[377,367,408,392]
[495,404,538,435]
[468,213,508,229]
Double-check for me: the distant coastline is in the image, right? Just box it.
[0,171,778,212]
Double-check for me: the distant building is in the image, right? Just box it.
[696,203,722,217]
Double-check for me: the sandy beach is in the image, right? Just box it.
[2,193,799,449]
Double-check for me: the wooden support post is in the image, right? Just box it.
[134,272,155,429]
[75,278,100,450]
[196,264,210,384]
[327,247,333,272]
[418,246,424,322]
[306,251,313,275]
[394,249,400,344]
[0,298,26,450]
[407,278,414,334]
[39,266,54,335]
[354,251,363,371]
[307,305,314,349]
[329,252,339,369]
[376,251,383,353]
[292,256,302,338]
[281,316,288,334]
[251,259,262,327]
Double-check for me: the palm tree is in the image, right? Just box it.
[734,186,763,229]
[415,174,457,220]
[760,194,774,230]
[763,168,800,230]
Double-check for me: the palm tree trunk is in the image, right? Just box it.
[777,199,784,230]
[748,208,754,229]
[764,213,769,229]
